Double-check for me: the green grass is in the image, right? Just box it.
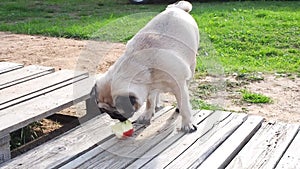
[0,0,163,39]
[194,2,300,74]
[10,122,43,149]
[191,99,223,111]
[0,0,299,74]
[240,89,272,103]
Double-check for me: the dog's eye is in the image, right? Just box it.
[99,108,106,113]
[129,95,137,106]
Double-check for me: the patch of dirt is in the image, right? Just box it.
[0,32,125,73]
[190,74,300,123]
[0,31,299,140]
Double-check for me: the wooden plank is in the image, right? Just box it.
[226,121,299,169]
[127,110,214,169]
[0,113,114,169]
[62,106,178,169]
[0,70,88,110]
[139,111,233,169]
[197,115,264,169]
[0,62,23,74]
[276,129,300,169]
[0,76,94,138]
[165,113,247,169]
[60,105,158,169]
[0,135,10,164]
[0,107,171,168]
[0,65,54,90]
[0,106,166,169]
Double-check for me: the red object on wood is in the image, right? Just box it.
[123,128,134,137]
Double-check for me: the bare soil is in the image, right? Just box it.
[1,32,299,129]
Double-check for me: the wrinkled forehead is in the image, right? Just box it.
[92,83,114,106]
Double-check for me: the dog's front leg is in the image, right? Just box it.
[155,92,162,111]
[136,92,157,125]
[175,83,197,133]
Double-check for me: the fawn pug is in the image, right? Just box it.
[93,1,199,132]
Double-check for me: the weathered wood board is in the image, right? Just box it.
[66,107,180,169]
[0,65,54,90]
[127,110,214,169]
[0,135,10,164]
[165,113,247,169]
[197,115,264,169]
[0,70,88,110]
[139,111,235,169]
[276,129,300,169]
[226,121,299,169]
[0,62,23,74]
[0,106,169,169]
[0,113,113,169]
[0,76,94,138]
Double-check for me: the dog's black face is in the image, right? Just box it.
[98,107,128,122]
[98,95,138,122]
[92,81,140,122]
[91,84,127,122]
[114,95,138,121]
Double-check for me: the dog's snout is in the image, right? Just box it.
[115,95,137,119]
[99,108,127,122]
[107,111,128,122]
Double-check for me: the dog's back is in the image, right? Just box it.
[125,1,199,71]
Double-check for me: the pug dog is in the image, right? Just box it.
[93,1,199,133]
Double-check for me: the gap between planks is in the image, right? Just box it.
[0,62,23,74]
[0,70,88,110]
[0,65,54,90]
[0,76,94,138]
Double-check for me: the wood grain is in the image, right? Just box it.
[226,121,299,169]
[60,106,172,169]
[197,115,264,169]
[165,113,247,169]
[141,111,233,169]
[276,129,300,169]
[0,135,10,164]
[74,107,180,169]
[0,113,114,169]
[127,110,214,169]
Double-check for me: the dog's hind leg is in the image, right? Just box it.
[136,92,157,125]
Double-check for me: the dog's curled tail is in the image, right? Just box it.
[167,1,193,13]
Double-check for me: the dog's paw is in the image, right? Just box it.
[181,123,197,133]
[136,112,153,125]
[155,105,163,112]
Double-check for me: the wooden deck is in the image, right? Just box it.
[0,62,299,169]
[0,62,97,164]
